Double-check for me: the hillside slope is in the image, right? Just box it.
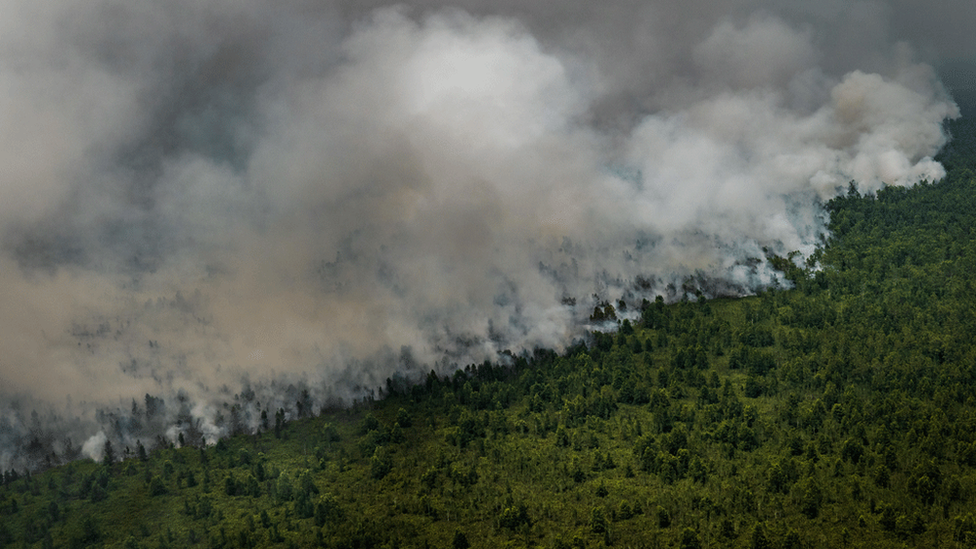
[4,124,976,549]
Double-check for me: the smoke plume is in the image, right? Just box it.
[0,0,965,469]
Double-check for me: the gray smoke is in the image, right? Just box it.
[0,0,965,469]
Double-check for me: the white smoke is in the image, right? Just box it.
[81,431,107,462]
[0,0,962,470]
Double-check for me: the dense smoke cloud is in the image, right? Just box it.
[0,0,964,469]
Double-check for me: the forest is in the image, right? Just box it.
[3,115,976,549]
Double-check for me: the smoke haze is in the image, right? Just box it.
[0,0,966,468]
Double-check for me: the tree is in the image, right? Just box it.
[274,408,286,439]
[499,503,530,530]
[370,448,393,480]
[395,408,412,428]
[390,423,405,444]
[315,493,343,527]
[452,529,470,549]
[90,482,108,502]
[799,478,823,519]
[590,506,607,534]
[148,475,167,496]
[276,472,294,502]
[751,523,770,549]
[80,515,101,545]
[874,464,890,488]
[359,413,380,435]
[102,439,116,467]
[679,527,702,549]
[657,506,672,528]
[720,519,736,539]
[322,423,341,443]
